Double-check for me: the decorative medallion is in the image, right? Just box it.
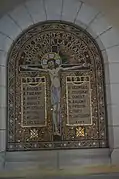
[7,21,108,151]
[76,127,85,137]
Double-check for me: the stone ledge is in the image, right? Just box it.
[5,148,110,161]
[0,164,119,178]
[3,148,110,171]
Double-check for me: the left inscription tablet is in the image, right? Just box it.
[21,77,47,127]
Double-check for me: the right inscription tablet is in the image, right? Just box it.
[66,75,92,126]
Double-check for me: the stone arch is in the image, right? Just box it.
[0,0,119,169]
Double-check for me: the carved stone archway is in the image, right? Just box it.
[7,21,108,151]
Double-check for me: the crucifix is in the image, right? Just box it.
[20,52,89,136]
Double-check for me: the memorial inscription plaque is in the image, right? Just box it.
[7,21,108,151]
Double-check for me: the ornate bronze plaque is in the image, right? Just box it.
[7,21,108,151]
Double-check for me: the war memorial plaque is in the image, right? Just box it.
[7,22,108,151]
[66,76,92,126]
[21,77,47,127]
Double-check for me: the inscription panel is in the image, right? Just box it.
[66,76,92,126]
[21,77,47,127]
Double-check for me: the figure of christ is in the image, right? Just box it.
[20,59,88,136]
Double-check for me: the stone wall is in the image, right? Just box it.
[0,0,119,169]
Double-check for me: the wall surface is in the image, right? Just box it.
[1,0,119,30]
[0,0,119,170]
